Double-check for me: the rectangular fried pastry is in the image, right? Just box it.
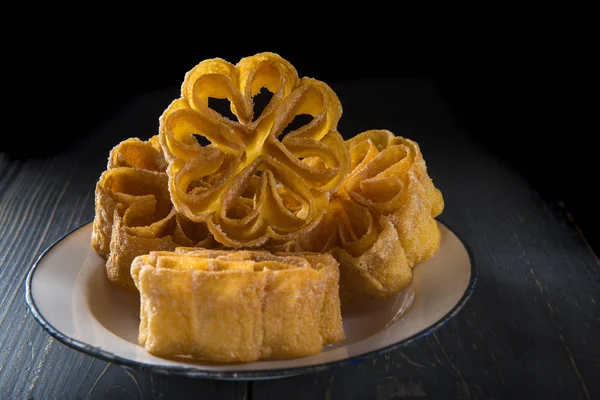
[131,249,344,363]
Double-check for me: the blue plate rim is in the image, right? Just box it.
[25,217,477,380]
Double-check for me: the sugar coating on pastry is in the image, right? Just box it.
[342,129,444,266]
[131,249,344,362]
[90,53,446,364]
[270,197,413,305]
[92,136,213,291]
[158,52,350,248]
[271,129,443,304]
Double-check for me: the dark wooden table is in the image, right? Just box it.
[1,79,598,399]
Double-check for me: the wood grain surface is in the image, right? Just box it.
[1,80,597,399]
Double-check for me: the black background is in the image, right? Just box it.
[6,23,595,254]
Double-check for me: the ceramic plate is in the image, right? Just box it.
[25,220,475,380]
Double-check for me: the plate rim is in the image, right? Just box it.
[25,218,477,380]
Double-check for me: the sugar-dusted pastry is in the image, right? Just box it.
[107,136,167,172]
[273,129,443,304]
[158,52,350,248]
[90,52,446,365]
[130,249,344,362]
[272,198,412,305]
[92,136,213,291]
[341,129,444,266]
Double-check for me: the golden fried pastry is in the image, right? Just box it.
[333,199,412,305]
[158,52,350,248]
[341,130,444,265]
[93,136,170,258]
[92,137,213,291]
[90,52,446,364]
[272,198,412,305]
[92,166,173,259]
[107,136,167,172]
[131,249,344,362]
[273,129,443,304]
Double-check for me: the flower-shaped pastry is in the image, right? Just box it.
[159,52,350,248]
[92,136,213,291]
[273,129,443,304]
[341,130,444,265]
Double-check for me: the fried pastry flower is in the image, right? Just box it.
[159,52,350,248]
[131,249,344,362]
[341,130,444,265]
[92,136,213,291]
[274,130,443,304]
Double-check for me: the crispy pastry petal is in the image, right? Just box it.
[107,136,167,172]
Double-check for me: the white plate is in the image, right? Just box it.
[25,220,475,380]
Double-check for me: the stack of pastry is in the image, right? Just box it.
[91,52,444,363]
